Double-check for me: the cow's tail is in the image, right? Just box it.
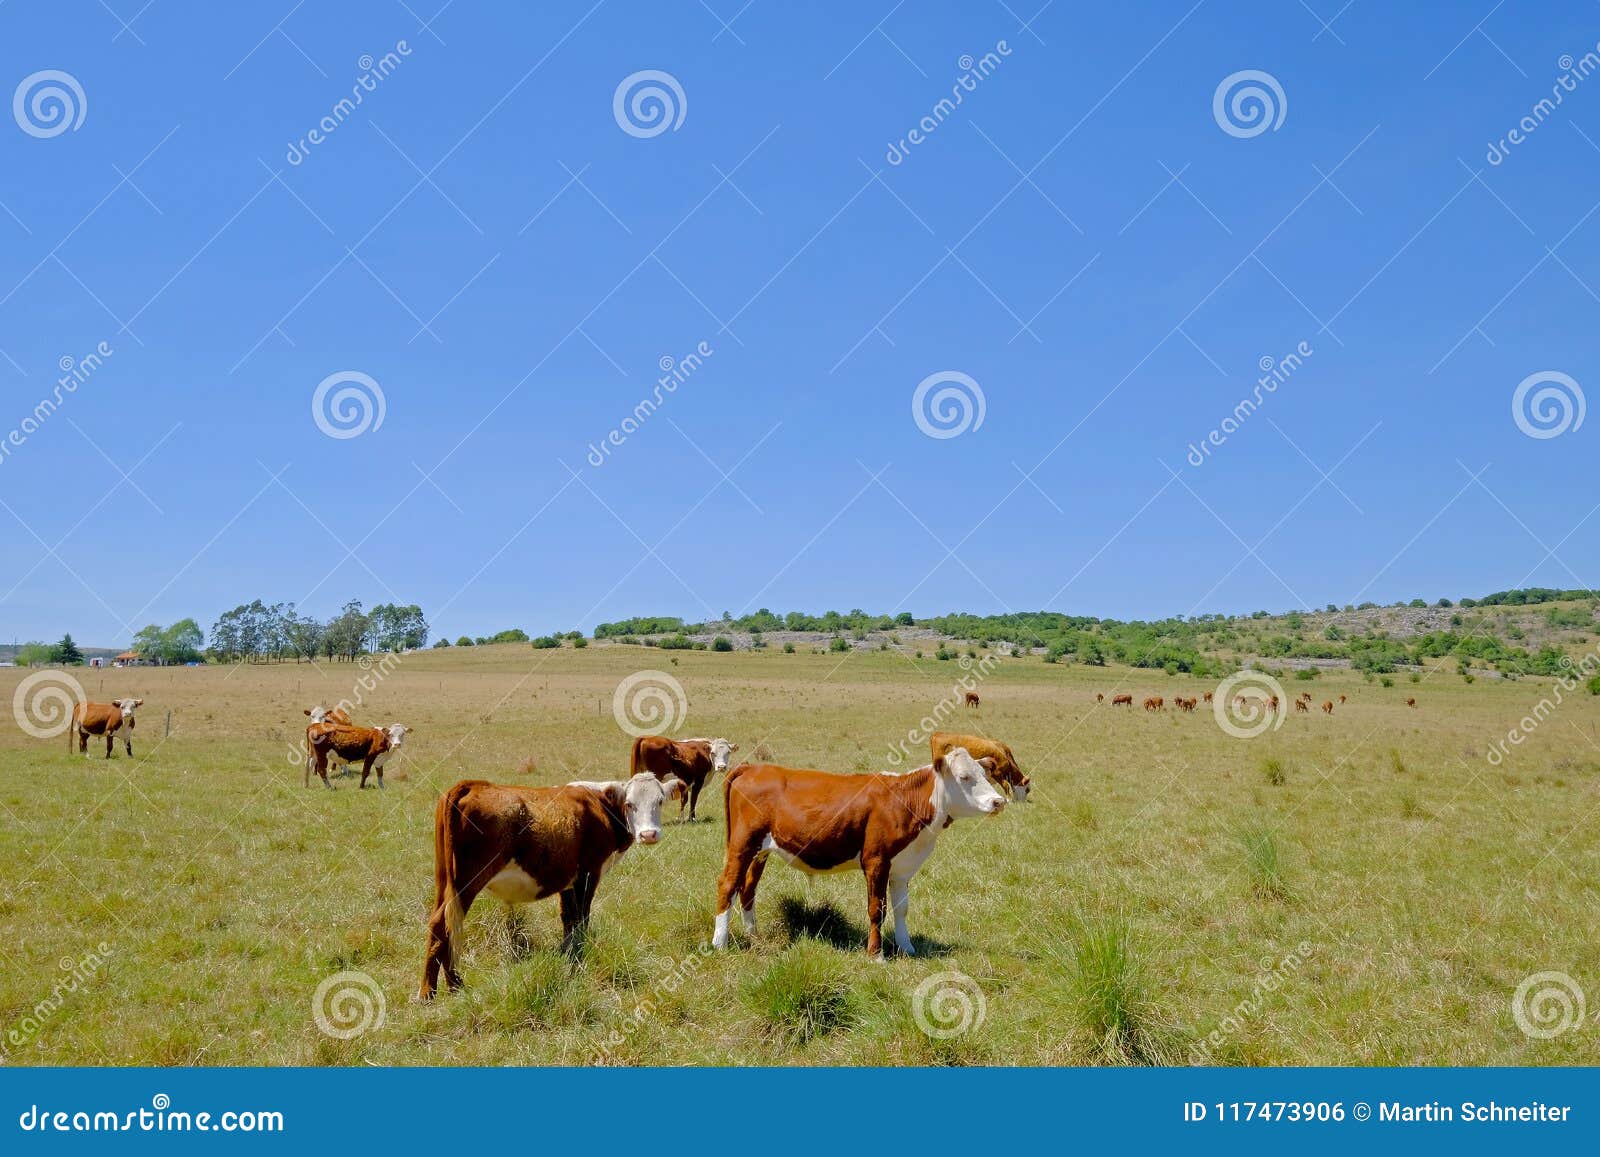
[628,735,647,778]
[722,763,747,846]
[433,781,474,945]
[65,704,78,752]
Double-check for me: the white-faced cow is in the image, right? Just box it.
[930,730,1030,802]
[420,773,684,998]
[69,698,143,758]
[713,747,1007,959]
[306,722,407,789]
[629,735,738,821]
[302,706,353,777]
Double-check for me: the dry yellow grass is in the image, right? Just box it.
[1,642,1596,1065]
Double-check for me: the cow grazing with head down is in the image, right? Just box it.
[629,735,737,821]
[1111,694,1133,707]
[713,747,1006,959]
[963,691,980,708]
[420,772,684,997]
[306,723,408,788]
[69,699,142,758]
[930,731,1030,801]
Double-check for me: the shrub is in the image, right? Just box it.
[829,637,851,653]
[657,634,694,650]
[712,636,733,652]
[1293,668,1318,681]
[1379,676,1394,688]
[432,638,451,648]
[1261,757,1287,786]
[1588,675,1600,695]
[572,636,588,648]
[530,635,561,649]
[783,642,795,654]
[455,636,475,647]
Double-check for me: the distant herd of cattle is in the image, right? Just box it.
[54,683,1410,998]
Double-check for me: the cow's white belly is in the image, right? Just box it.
[761,834,859,875]
[485,863,547,904]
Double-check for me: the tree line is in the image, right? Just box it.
[209,600,428,662]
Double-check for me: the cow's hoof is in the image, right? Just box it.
[869,952,887,964]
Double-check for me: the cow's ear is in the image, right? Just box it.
[603,782,629,811]
[976,756,998,774]
[931,754,946,776]
[729,743,739,752]
[661,775,686,800]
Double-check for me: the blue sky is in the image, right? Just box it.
[1,0,1597,646]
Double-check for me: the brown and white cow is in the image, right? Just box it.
[306,722,408,788]
[420,773,684,997]
[629,735,737,821]
[1111,694,1133,707]
[304,705,352,725]
[929,731,1030,802]
[69,698,142,758]
[713,748,1006,959]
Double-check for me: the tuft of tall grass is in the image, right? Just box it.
[1261,756,1287,786]
[743,944,858,1045]
[1237,823,1288,899]
[1072,916,1176,1065]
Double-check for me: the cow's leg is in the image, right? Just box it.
[359,756,374,789]
[314,748,332,789]
[714,834,762,948]
[421,876,480,998]
[889,877,915,956]
[686,777,703,822]
[862,857,891,960]
[124,732,133,758]
[373,756,385,790]
[560,873,598,957]
[104,733,114,759]
[738,852,767,933]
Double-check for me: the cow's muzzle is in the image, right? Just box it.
[636,829,661,845]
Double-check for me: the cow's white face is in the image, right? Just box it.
[115,698,142,718]
[385,724,408,748]
[307,705,334,723]
[936,748,1007,817]
[706,737,738,772]
[1009,775,1031,804]
[605,773,683,845]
